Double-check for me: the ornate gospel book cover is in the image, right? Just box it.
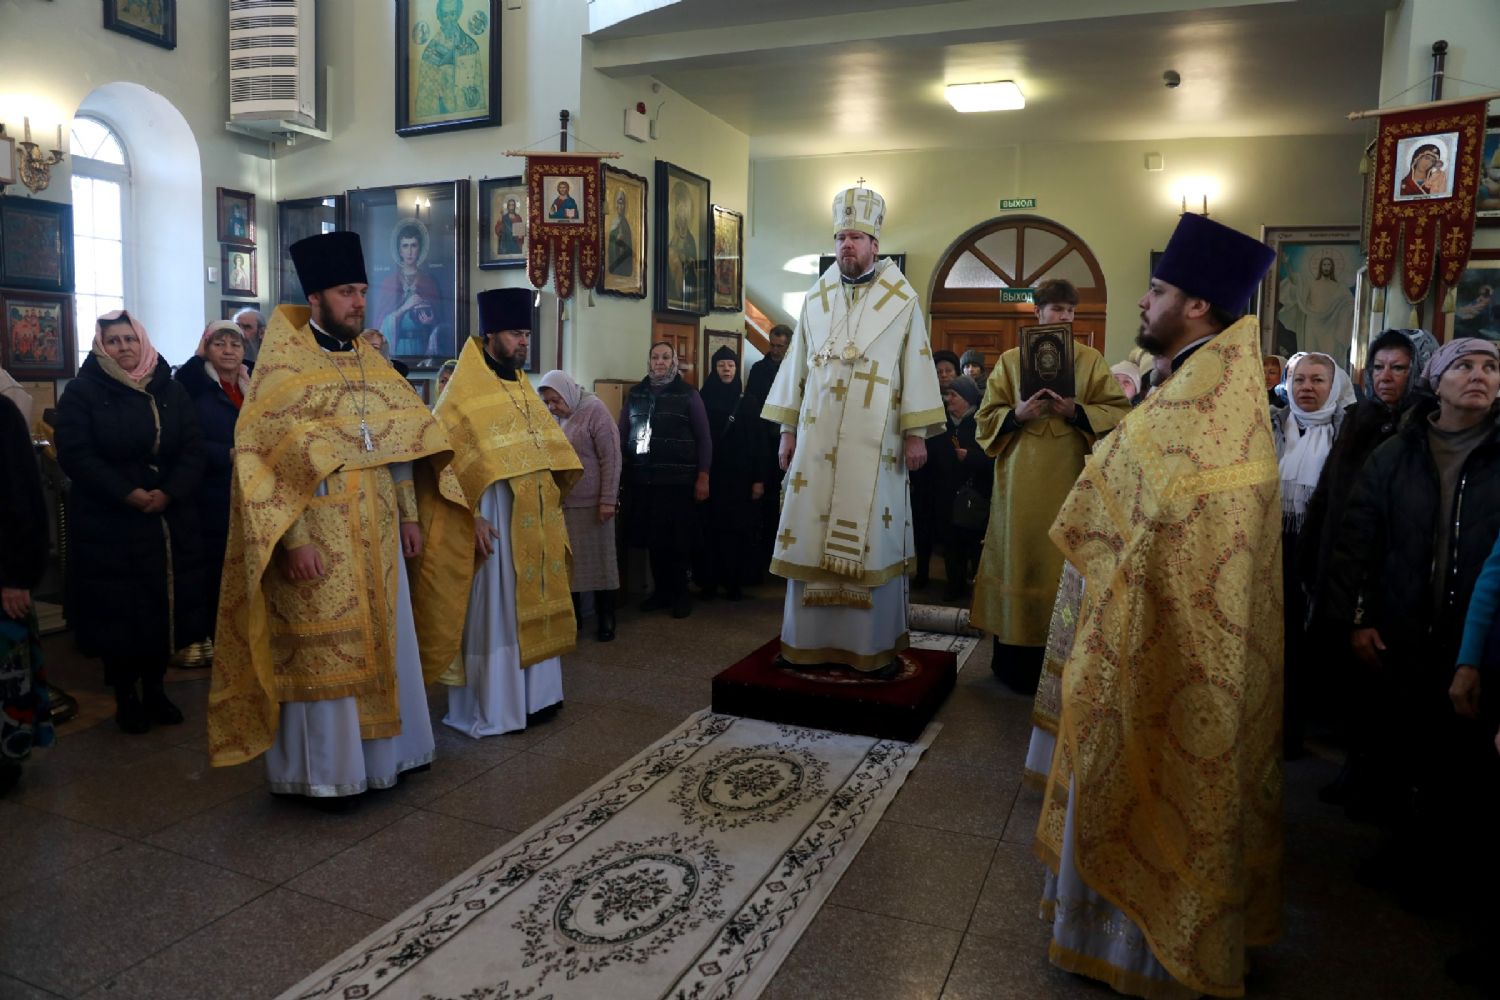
[1018,323,1075,399]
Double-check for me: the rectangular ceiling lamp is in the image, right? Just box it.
[945,81,1025,113]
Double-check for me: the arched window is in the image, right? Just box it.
[929,216,1106,360]
[69,116,132,369]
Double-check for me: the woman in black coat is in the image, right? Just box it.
[927,375,991,602]
[1324,339,1500,901]
[54,311,206,734]
[619,342,711,619]
[174,320,250,630]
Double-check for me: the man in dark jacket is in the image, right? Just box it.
[746,325,791,579]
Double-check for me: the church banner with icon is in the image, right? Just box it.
[525,154,602,300]
[1366,99,1490,302]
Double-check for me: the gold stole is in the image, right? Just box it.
[208,305,473,768]
[1037,317,1283,995]
[434,338,583,668]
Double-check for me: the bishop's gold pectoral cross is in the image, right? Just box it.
[853,361,890,408]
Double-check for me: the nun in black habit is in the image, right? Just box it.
[694,346,768,600]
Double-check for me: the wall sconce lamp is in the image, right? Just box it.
[16,117,65,195]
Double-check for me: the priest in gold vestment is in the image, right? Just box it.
[971,277,1131,695]
[208,232,473,796]
[435,288,582,736]
[762,185,945,675]
[1036,213,1281,999]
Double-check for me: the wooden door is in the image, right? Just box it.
[929,216,1106,360]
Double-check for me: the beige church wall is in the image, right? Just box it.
[573,49,751,387]
[267,0,588,353]
[2,0,273,364]
[748,132,1368,363]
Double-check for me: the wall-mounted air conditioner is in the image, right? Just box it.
[227,0,318,138]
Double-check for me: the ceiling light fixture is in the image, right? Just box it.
[945,81,1025,113]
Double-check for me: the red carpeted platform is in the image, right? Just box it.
[711,637,957,743]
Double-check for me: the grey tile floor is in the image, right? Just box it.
[0,587,1478,999]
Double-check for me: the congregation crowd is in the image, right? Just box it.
[0,202,1498,996]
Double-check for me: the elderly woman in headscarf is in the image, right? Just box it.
[538,369,622,642]
[693,346,767,602]
[619,342,711,619]
[174,320,251,643]
[1325,337,1500,904]
[1108,361,1141,404]
[1272,351,1356,756]
[54,311,207,734]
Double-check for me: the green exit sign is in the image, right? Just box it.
[1000,288,1034,303]
[999,198,1037,210]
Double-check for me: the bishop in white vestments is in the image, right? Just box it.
[761,185,945,675]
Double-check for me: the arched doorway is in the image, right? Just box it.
[928,216,1106,359]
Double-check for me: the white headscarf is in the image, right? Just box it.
[1278,352,1355,531]
[537,369,592,425]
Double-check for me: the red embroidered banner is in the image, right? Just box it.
[525,155,602,300]
[1367,100,1489,302]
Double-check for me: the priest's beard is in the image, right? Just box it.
[838,254,874,280]
[1136,303,1186,356]
[486,338,519,376]
[313,308,363,342]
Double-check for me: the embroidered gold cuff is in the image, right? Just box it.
[762,403,800,427]
[396,479,419,522]
[899,406,946,434]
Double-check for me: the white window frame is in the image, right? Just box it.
[70,115,135,362]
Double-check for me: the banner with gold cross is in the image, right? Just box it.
[522,153,603,300]
[1364,98,1490,303]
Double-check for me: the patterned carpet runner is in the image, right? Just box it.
[282,709,935,1000]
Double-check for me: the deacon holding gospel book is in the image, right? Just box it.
[970,278,1132,694]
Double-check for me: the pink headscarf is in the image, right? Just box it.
[93,309,160,383]
[196,319,252,395]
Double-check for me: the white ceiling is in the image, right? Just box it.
[589,0,1393,158]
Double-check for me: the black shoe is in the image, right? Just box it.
[115,687,151,735]
[527,703,563,725]
[639,592,670,612]
[671,594,693,619]
[595,591,616,641]
[597,614,616,642]
[142,680,184,726]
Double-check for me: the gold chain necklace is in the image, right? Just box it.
[499,370,545,448]
[815,264,878,366]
